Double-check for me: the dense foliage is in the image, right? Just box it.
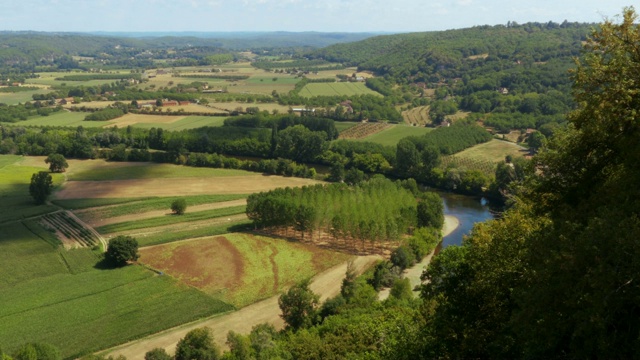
[105,235,139,267]
[84,108,125,121]
[247,177,424,248]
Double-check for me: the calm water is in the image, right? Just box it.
[439,192,495,248]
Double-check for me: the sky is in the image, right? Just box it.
[0,0,634,33]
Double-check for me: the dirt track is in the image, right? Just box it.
[55,176,321,199]
[103,255,381,359]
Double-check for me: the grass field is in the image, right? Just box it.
[0,155,64,223]
[26,71,129,87]
[357,124,433,146]
[299,82,382,98]
[95,205,247,234]
[58,194,246,214]
[0,88,51,105]
[2,111,111,128]
[140,233,351,307]
[129,116,228,130]
[0,256,232,359]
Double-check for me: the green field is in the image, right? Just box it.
[357,125,433,146]
[0,226,233,358]
[26,71,132,87]
[299,82,382,98]
[95,205,247,234]
[0,88,51,105]
[56,194,246,213]
[130,115,228,130]
[0,155,64,223]
[133,221,252,247]
[5,111,112,128]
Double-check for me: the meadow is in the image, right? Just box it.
[0,155,64,223]
[299,82,382,97]
[4,111,110,128]
[440,139,528,175]
[0,88,51,105]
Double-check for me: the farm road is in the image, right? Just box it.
[104,254,381,359]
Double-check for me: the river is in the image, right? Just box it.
[439,191,495,248]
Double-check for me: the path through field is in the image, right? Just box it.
[104,255,381,359]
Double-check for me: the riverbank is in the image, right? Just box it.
[378,215,460,300]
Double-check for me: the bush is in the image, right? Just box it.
[390,246,416,270]
[171,198,188,215]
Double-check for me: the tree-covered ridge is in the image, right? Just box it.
[309,22,591,82]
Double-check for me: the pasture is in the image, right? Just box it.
[0,88,51,105]
[357,124,433,146]
[299,82,382,97]
[4,111,110,128]
[0,155,64,223]
[140,233,351,307]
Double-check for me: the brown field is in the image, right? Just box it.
[55,175,322,199]
[139,233,352,306]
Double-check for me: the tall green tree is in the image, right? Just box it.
[105,235,139,267]
[175,327,220,360]
[45,153,68,173]
[278,279,320,331]
[29,171,53,205]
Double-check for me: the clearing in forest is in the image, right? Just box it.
[402,105,431,126]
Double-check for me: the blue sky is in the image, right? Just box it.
[0,0,634,32]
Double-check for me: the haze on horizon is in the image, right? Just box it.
[0,0,634,34]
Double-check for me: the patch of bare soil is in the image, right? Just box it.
[55,176,321,199]
[103,255,381,358]
[140,236,244,291]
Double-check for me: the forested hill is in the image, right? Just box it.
[307,22,593,82]
[0,32,377,67]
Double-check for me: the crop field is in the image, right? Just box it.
[129,116,228,130]
[140,233,351,307]
[0,88,51,105]
[402,106,431,126]
[299,82,382,97]
[0,253,232,359]
[357,124,433,146]
[26,71,130,87]
[441,139,527,175]
[3,111,110,128]
[304,67,368,80]
[338,122,392,140]
[450,139,527,163]
[334,121,359,133]
[0,155,64,223]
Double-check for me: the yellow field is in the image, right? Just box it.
[106,113,185,127]
[452,139,527,163]
[205,101,292,113]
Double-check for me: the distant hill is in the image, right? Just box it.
[307,22,593,82]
